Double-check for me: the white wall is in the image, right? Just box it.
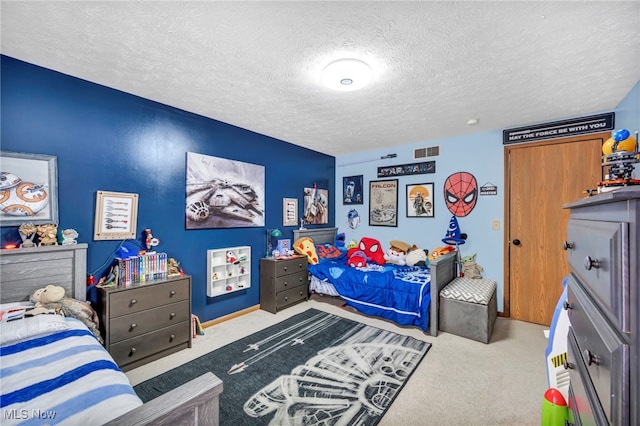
[333,79,639,314]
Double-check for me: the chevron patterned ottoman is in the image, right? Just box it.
[439,277,497,343]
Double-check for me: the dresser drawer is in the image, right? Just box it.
[109,300,190,343]
[277,286,307,308]
[567,328,609,426]
[108,279,190,318]
[566,219,629,332]
[566,275,629,425]
[275,270,308,293]
[274,257,308,276]
[109,321,190,367]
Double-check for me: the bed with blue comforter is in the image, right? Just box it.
[308,261,433,331]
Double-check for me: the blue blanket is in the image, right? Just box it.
[308,261,432,331]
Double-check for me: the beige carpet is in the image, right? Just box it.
[126,296,549,426]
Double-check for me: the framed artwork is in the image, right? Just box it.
[283,198,298,227]
[185,152,265,229]
[406,183,434,218]
[342,175,363,204]
[0,151,58,226]
[369,179,398,227]
[303,187,329,224]
[93,191,139,240]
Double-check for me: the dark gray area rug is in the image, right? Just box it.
[134,308,431,425]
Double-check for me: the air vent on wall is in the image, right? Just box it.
[414,146,439,159]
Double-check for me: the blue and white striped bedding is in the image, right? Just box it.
[1,317,142,425]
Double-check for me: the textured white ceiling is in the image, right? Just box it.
[1,1,639,157]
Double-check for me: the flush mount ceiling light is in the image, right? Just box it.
[467,118,480,126]
[321,58,373,91]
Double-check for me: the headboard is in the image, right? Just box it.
[293,227,339,245]
[0,244,88,303]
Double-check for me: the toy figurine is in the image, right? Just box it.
[36,223,58,246]
[61,228,79,245]
[18,223,37,248]
[145,229,160,250]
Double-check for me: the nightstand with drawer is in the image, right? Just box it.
[99,275,192,371]
[260,257,309,313]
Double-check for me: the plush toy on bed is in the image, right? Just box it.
[293,237,319,265]
[384,240,410,265]
[428,245,455,261]
[460,253,484,279]
[405,244,429,267]
[30,284,103,344]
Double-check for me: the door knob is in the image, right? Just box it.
[563,241,574,250]
[511,239,521,246]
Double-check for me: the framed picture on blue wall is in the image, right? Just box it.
[343,175,363,205]
[185,152,265,229]
[0,151,58,227]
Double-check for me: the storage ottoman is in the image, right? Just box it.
[439,277,497,343]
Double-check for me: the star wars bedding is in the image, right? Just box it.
[308,261,432,331]
[0,307,142,425]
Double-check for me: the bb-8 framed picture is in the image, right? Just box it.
[0,151,58,226]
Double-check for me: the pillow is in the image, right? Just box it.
[294,237,319,265]
[0,314,70,346]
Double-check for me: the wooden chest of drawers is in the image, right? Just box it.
[100,275,192,371]
[260,257,308,313]
[562,187,639,426]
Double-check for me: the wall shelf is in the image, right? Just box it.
[207,246,251,297]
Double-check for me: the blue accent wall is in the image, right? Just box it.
[0,55,335,322]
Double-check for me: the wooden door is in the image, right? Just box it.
[505,133,607,326]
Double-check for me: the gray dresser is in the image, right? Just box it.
[260,257,308,313]
[563,187,639,425]
[100,275,192,371]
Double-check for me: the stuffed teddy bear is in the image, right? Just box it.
[460,253,484,279]
[405,245,429,267]
[31,284,103,344]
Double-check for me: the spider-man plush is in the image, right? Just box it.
[357,237,385,265]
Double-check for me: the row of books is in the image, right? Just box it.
[115,252,168,286]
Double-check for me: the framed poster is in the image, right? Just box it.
[406,183,434,218]
[303,187,329,225]
[283,198,298,227]
[185,152,265,229]
[93,191,138,240]
[369,179,398,227]
[0,151,58,226]
[342,175,363,204]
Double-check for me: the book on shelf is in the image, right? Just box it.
[114,252,168,286]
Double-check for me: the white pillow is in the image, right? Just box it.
[0,314,71,346]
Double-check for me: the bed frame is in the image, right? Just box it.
[293,227,458,336]
[0,245,223,426]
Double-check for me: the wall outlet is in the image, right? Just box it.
[492,220,500,230]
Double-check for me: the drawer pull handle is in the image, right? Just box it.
[283,267,288,272]
[170,290,176,296]
[130,323,137,330]
[283,281,288,287]
[562,359,574,370]
[170,312,176,318]
[562,241,574,250]
[130,299,138,306]
[562,300,573,310]
[170,334,176,341]
[284,296,288,301]
[583,256,600,270]
[130,347,136,355]
[583,349,600,366]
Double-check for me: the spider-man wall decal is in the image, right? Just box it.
[443,171,478,217]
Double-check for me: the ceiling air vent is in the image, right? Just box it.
[414,146,439,159]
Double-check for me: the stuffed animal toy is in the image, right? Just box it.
[347,250,368,268]
[428,245,455,261]
[405,245,429,267]
[293,237,319,265]
[30,284,103,344]
[358,237,385,265]
[384,240,410,265]
[226,251,238,264]
[460,253,484,279]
